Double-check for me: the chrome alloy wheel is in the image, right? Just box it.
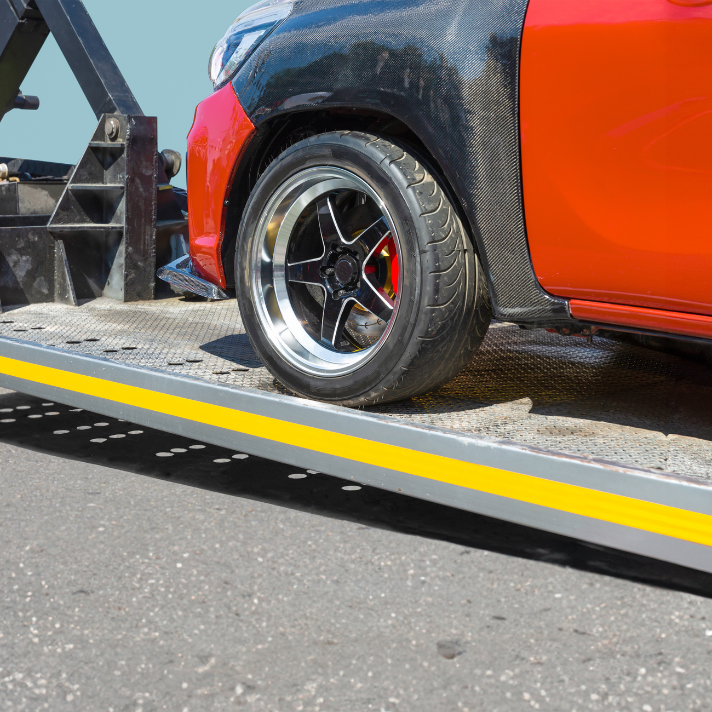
[250,167,402,377]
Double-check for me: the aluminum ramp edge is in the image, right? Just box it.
[0,336,710,574]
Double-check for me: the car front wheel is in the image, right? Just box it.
[235,131,491,406]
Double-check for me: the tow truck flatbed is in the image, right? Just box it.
[0,298,710,574]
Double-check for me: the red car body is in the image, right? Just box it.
[188,0,712,341]
[187,85,254,289]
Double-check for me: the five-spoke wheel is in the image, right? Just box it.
[236,132,491,406]
[251,167,402,376]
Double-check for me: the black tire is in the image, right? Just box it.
[235,131,491,406]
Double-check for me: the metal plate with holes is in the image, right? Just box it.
[0,298,712,573]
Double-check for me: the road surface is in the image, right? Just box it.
[1,389,711,711]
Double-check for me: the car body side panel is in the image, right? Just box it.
[521,0,712,316]
[187,83,255,288]
[230,0,570,326]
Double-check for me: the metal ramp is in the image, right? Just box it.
[0,299,710,574]
[2,0,711,583]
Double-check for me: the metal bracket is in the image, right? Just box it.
[0,0,49,119]
[157,255,231,300]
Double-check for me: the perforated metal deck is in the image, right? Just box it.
[1,297,711,481]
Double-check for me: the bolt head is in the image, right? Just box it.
[106,117,121,141]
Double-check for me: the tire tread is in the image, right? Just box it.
[333,131,491,405]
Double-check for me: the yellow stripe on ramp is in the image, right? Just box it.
[2,355,711,548]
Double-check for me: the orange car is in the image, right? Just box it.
[158,0,712,405]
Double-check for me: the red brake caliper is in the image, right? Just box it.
[388,237,399,295]
[363,237,398,296]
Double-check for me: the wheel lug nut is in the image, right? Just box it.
[324,267,335,276]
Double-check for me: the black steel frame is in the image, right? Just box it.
[0,0,186,308]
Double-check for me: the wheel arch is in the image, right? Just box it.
[224,0,571,325]
[221,107,478,289]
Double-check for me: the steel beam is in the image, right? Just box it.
[0,0,142,122]
[33,0,141,117]
[0,0,49,119]
[0,335,712,575]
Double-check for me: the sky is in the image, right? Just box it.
[1,0,255,188]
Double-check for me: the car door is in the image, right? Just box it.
[520,0,712,316]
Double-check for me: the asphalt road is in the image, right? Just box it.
[1,389,712,711]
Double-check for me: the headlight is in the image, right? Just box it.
[208,0,293,90]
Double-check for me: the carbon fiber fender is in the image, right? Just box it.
[231,0,570,326]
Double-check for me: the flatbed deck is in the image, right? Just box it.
[1,298,711,573]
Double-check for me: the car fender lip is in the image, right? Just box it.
[187,83,256,289]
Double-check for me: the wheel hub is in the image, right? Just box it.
[334,256,357,287]
[320,245,362,297]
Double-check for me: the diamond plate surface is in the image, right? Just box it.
[2,299,711,481]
